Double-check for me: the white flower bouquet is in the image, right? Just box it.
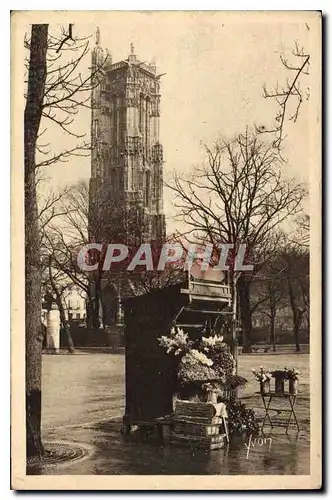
[252,366,273,383]
[158,326,234,385]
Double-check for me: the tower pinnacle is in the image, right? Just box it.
[96,26,100,46]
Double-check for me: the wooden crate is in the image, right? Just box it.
[171,433,227,450]
[171,400,228,449]
[174,401,216,421]
[174,421,220,436]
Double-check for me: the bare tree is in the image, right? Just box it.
[44,181,183,327]
[251,258,288,351]
[27,25,107,168]
[38,185,76,352]
[293,213,310,248]
[168,130,305,352]
[41,183,94,327]
[24,24,106,459]
[280,243,309,352]
[68,181,152,327]
[25,24,48,459]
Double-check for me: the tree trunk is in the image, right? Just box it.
[287,277,301,353]
[229,274,238,374]
[86,299,93,328]
[94,274,102,329]
[86,278,100,329]
[90,273,101,329]
[269,313,276,352]
[58,300,75,353]
[100,291,107,329]
[238,276,252,353]
[294,321,301,352]
[293,310,303,353]
[48,257,75,353]
[92,299,100,329]
[54,291,75,353]
[24,24,48,458]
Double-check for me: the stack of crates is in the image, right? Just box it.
[171,400,229,450]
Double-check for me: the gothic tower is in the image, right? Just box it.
[90,29,166,245]
[89,29,166,328]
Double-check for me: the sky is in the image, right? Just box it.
[31,11,319,234]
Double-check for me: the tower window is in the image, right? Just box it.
[145,170,150,207]
[139,95,144,133]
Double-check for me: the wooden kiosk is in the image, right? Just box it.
[122,265,232,434]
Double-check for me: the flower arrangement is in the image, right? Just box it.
[158,326,236,386]
[252,366,272,383]
[284,367,300,394]
[284,367,300,381]
[158,327,192,356]
[178,351,218,385]
[201,335,235,379]
[201,334,224,349]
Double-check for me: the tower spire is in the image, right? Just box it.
[130,42,135,55]
[96,26,100,46]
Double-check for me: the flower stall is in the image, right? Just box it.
[121,266,255,447]
[121,266,234,433]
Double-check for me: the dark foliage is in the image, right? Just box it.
[226,400,259,436]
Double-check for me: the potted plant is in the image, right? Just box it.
[285,367,300,394]
[252,367,272,394]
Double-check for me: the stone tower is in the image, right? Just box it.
[89,29,166,328]
[90,29,166,245]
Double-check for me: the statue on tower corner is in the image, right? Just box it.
[128,42,138,64]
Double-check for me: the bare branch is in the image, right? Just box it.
[56,23,74,53]
[256,41,310,154]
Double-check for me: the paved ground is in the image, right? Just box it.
[29,351,310,475]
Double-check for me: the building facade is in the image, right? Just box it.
[42,284,87,326]
[63,286,87,323]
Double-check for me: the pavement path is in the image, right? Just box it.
[32,351,310,475]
